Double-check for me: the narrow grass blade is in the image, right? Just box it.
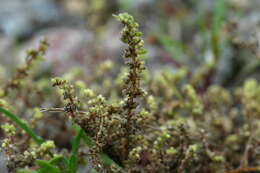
[36,160,61,173]
[0,107,44,144]
[48,155,64,165]
[211,0,226,61]
[212,0,226,35]
[17,169,38,173]
[155,30,186,63]
[68,126,84,173]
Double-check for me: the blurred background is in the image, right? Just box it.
[0,0,259,88]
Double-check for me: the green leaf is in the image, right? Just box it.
[71,127,83,154]
[68,155,78,173]
[36,160,61,173]
[98,153,117,166]
[81,130,121,168]
[211,0,226,61]
[118,0,134,11]
[48,156,70,173]
[155,30,186,63]
[17,169,38,173]
[212,0,226,35]
[0,107,44,144]
[90,169,99,173]
[81,132,94,147]
[62,157,70,169]
[48,155,64,165]
[67,126,83,173]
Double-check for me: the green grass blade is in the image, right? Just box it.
[155,30,186,63]
[212,0,226,35]
[48,155,64,165]
[81,132,94,147]
[68,126,84,173]
[68,156,78,173]
[118,0,133,10]
[90,169,99,173]
[80,130,121,168]
[0,107,44,144]
[71,127,83,155]
[36,160,61,173]
[98,153,117,167]
[211,0,226,61]
[17,169,38,173]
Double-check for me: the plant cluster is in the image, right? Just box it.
[0,13,259,173]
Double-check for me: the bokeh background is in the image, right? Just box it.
[0,0,259,88]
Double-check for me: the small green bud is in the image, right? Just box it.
[39,140,55,152]
[1,123,16,136]
[187,144,200,154]
[0,99,8,107]
[84,89,94,98]
[33,108,43,119]
[166,147,177,156]
[75,80,86,90]
[212,155,224,162]
[97,94,105,104]
[225,134,238,143]
[140,109,149,117]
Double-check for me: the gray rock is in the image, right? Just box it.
[17,27,94,75]
[0,36,15,67]
[0,0,83,39]
[0,150,8,173]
